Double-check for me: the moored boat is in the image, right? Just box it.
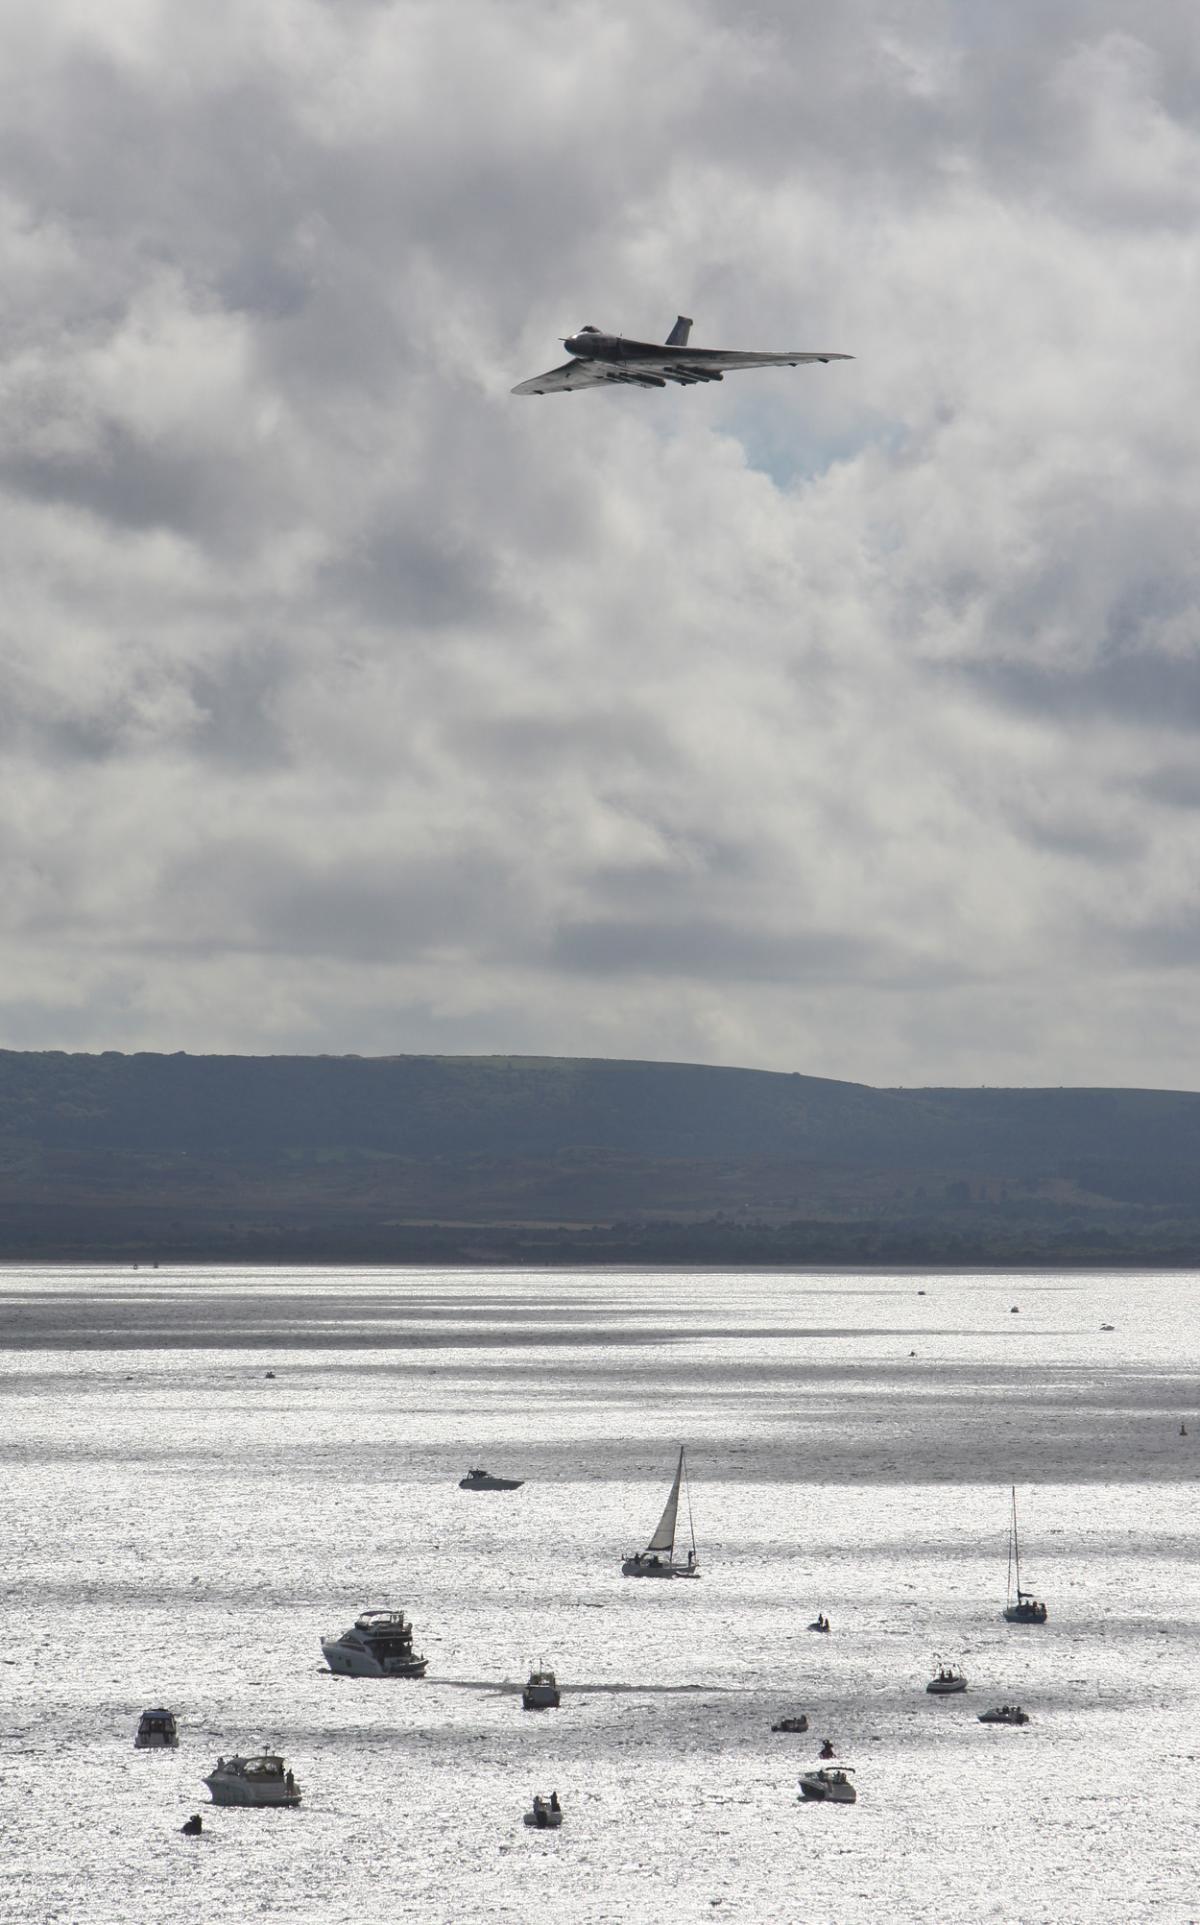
[522,1667,561,1709]
[799,1767,856,1804]
[134,1707,178,1749]
[523,1793,563,1827]
[622,1447,700,1578]
[1003,1487,1048,1623]
[204,1754,301,1807]
[926,1662,968,1694]
[978,1705,1030,1725]
[321,1608,428,1678]
[771,1714,809,1733]
[459,1468,524,1490]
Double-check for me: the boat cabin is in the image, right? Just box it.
[134,1707,178,1748]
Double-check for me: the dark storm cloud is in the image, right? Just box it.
[0,1,1198,1084]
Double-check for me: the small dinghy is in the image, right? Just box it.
[978,1705,1030,1726]
[135,1707,178,1749]
[806,1615,831,1633]
[926,1662,968,1695]
[771,1714,809,1733]
[523,1793,563,1828]
[459,1468,524,1490]
[799,1767,856,1804]
[522,1667,560,1709]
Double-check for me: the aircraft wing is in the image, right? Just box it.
[511,360,632,395]
[512,349,852,394]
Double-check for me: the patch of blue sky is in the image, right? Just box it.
[716,396,903,491]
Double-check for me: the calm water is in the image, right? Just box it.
[2,1266,1198,1923]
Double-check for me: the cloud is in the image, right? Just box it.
[0,1,1198,1086]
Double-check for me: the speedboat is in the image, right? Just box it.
[978,1705,1030,1725]
[459,1468,524,1490]
[771,1715,809,1733]
[622,1447,700,1578]
[522,1667,561,1709]
[134,1707,178,1749]
[523,1794,563,1827]
[927,1663,968,1694]
[321,1608,427,1678]
[799,1767,856,1804]
[204,1755,301,1807]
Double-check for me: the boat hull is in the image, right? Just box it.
[204,1776,300,1808]
[134,1732,178,1749]
[926,1679,968,1694]
[799,1778,856,1804]
[523,1809,563,1827]
[522,1689,560,1709]
[978,1710,1030,1725]
[321,1638,427,1678]
[1003,1603,1048,1624]
[459,1475,524,1490]
[621,1557,700,1578]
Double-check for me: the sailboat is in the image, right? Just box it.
[621,1446,700,1578]
[1003,1486,1048,1623]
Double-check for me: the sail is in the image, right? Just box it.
[645,1448,684,1554]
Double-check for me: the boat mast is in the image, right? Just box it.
[683,1447,697,1561]
[1010,1485,1023,1599]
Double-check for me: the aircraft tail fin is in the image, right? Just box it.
[665,315,693,346]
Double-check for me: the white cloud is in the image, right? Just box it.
[0,1,1198,1086]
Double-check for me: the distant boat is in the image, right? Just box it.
[459,1468,524,1491]
[523,1793,563,1827]
[926,1661,968,1695]
[1003,1487,1048,1624]
[978,1705,1030,1725]
[321,1609,428,1678]
[134,1707,178,1749]
[798,1766,856,1804]
[204,1754,300,1807]
[622,1446,700,1578]
[771,1714,810,1733]
[522,1666,561,1710]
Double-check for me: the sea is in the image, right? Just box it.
[1,1264,1197,1924]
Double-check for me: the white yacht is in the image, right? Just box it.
[799,1767,857,1804]
[622,1446,700,1578]
[321,1608,428,1678]
[134,1707,178,1749]
[204,1754,301,1807]
[522,1667,561,1709]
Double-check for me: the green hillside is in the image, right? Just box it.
[0,1050,1197,1263]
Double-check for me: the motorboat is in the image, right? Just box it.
[523,1794,563,1828]
[1003,1488,1049,1623]
[978,1705,1030,1725]
[926,1662,968,1694]
[459,1468,524,1490]
[522,1667,561,1709]
[771,1714,809,1733]
[799,1767,856,1804]
[134,1707,178,1749]
[622,1446,700,1578]
[321,1608,428,1678]
[203,1755,301,1807]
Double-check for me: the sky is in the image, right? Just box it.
[1,0,1198,1088]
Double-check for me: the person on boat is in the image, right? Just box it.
[687,1549,695,1568]
[181,1814,202,1835]
[819,1739,835,1759]
[549,1791,560,1812]
[285,1770,295,1792]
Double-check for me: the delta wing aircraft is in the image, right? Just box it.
[512,315,852,395]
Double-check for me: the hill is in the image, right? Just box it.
[0,1050,1197,1264]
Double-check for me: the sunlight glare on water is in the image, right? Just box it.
[1,1265,1198,1923]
